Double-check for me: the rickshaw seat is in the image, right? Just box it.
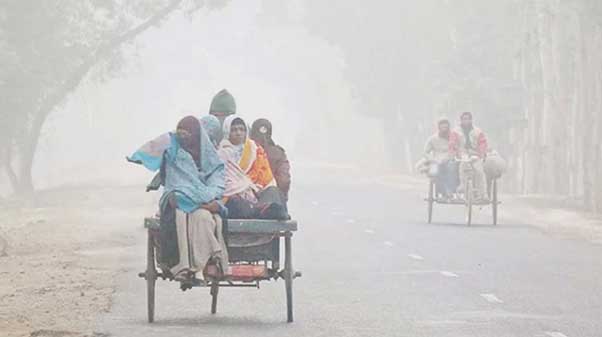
[144,217,298,234]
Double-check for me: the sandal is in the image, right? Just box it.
[174,269,192,282]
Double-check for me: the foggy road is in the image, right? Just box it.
[6,2,602,336]
[97,171,602,337]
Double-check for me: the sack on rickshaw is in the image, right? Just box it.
[415,158,439,178]
[484,150,507,179]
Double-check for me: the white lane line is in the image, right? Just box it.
[364,229,375,234]
[384,241,394,247]
[440,271,459,278]
[480,293,504,304]
[545,332,568,337]
[408,254,424,260]
[417,319,469,326]
[385,270,439,275]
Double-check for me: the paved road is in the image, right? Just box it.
[97,172,602,337]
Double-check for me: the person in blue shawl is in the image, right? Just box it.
[200,115,222,148]
[129,116,230,282]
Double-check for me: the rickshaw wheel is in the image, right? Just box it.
[284,233,294,323]
[427,180,435,224]
[146,233,157,323]
[492,179,498,226]
[465,180,473,226]
[210,281,219,314]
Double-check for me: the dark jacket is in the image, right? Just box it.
[264,144,291,201]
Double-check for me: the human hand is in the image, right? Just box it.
[201,201,220,214]
[168,193,178,208]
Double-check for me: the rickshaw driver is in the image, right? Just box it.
[208,89,237,143]
[454,111,489,202]
[423,117,461,201]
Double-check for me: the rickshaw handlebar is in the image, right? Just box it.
[454,156,482,163]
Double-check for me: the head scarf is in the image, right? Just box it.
[176,116,201,164]
[230,117,247,130]
[222,115,248,160]
[250,118,274,147]
[222,115,247,141]
[161,116,225,213]
[200,115,221,147]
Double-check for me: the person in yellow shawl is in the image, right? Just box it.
[218,116,288,219]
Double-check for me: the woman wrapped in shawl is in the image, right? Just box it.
[218,116,288,220]
[128,116,230,282]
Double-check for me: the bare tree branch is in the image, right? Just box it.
[18,0,187,192]
[36,0,185,136]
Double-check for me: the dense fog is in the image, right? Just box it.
[3,2,602,336]
[2,0,602,211]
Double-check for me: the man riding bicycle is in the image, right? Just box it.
[452,112,489,202]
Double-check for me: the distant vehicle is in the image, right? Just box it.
[425,155,500,226]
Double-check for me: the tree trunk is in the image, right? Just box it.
[2,149,19,194]
[592,26,602,212]
[15,138,37,197]
[571,9,585,199]
[582,19,596,211]
[9,0,185,195]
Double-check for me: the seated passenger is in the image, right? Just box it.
[218,116,288,219]
[200,114,221,148]
[453,111,488,201]
[129,116,230,282]
[208,89,237,143]
[424,117,460,201]
[250,118,291,202]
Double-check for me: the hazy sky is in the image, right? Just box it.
[9,1,380,194]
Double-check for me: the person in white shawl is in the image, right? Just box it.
[218,116,287,220]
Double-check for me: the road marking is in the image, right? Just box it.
[387,270,440,275]
[418,319,468,326]
[311,201,319,206]
[408,254,424,260]
[346,219,356,224]
[480,293,504,303]
[440,271,459,278]
[331,211,343,216]
[378,270,471,277]
[384,241,394,247]
[450,310,559,320]
[545,332,568,337]
[364,229,375,234]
